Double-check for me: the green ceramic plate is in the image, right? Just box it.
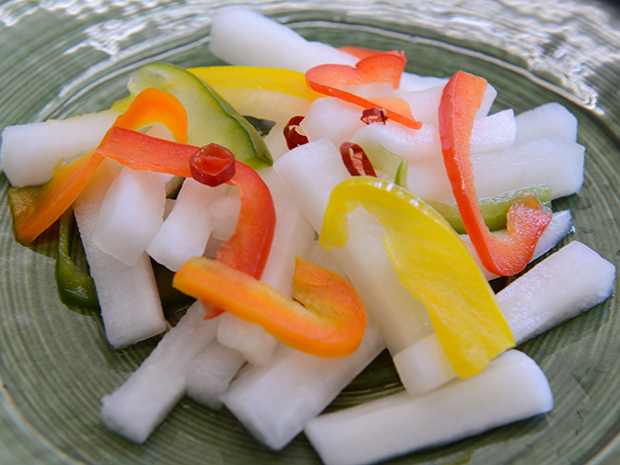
[1,0,619,463]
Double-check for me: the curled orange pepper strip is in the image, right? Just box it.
[173,256,367,358]
[305,52,422,130]
[9,88,188,245]
[438,70,552,276]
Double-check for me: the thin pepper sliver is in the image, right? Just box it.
[319,176,515,377]
[438,70,552,276]
[305,52,422,130]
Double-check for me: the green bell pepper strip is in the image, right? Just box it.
[319,176,514,378]
[127,63,272,170]
[56,209,99,310]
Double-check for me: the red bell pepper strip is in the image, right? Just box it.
[438,70,552,276]
[9,88,188,245]
[95,127,276,315]
[338,45,387,60]
[173,256,366,358]
[305,52,422,130]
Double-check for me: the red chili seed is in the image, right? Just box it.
[361,107,389,125]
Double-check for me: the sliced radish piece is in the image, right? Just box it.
[220,323,385,450]
[147,179,227,272]
[515,102,578,145]
[1,110,119,187]
[185,340,246,410]
[100,302,220,444]
[304,350,552,465]
[352,109,516,163]
[73,159,166,349]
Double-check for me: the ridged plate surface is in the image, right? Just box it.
[0,1,619,464]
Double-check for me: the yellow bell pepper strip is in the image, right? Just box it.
[128,63,272,170]
[93,127,276,316]
[172,256,366,358]
[305,52,422,130]
[438,70,553,276]
[188,66,323,102]
[9,87,188,245]
[319,176,514,378]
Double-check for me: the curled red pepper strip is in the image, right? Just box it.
[190,143,236,187]
[305,52,422,130]
[438,70,552,276]
[283,115,309,150]
[95,127,276,309]
[340,142,377,177]
[361,107,388,125]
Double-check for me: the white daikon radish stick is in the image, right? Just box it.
[274,139,433,364]
[303,240,348,277]
[209,7,357,72]
[353,109,516,163]
[147,179,227,272]
[462,209,573,281]
[0,110,119,187]
[220,324,385,451]
[101,302,220,444]
[185,340,246,410]
[208,190,240,241]
[92,166,171,266]
[73,159,166,349]
[407,137,585,203]
[394,83,497,124]
[515,102,578,145]
[216,167,315,365]
[263,122,290,162]
[395,240,615,396]
[301,98,366,147]
[305,350,553,465]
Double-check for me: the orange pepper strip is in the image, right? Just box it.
[173,256,367,358]
[94,127,276,318]
[438,70,552,276]
[305,52,422,130]
[10,88,188,245]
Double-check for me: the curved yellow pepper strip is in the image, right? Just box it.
[319,176,514,378]
[188,66,323,101]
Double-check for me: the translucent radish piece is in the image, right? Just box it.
[209,190,240,241]
[407,137,585,203]
[185,340,246,410]
[92,166,171,266]
[274,140,432,356]
[300,98,366,147]
[353,109,516,163]
[73,159,166,348]
[263,122,290,162]
[515,102,578,145]
[303,240,348,277]
[147,179,227,272]
[304,350,552,465]
[217,312,280,366]
[394,240,615,395]
[220,324,385,451]
[209,7,357,72]
[101,302,220,443]
[394,83,497,124]
[0,110,119,187]
[462,210,573,281]
[499,240,616,343]
[398,73,448,92]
